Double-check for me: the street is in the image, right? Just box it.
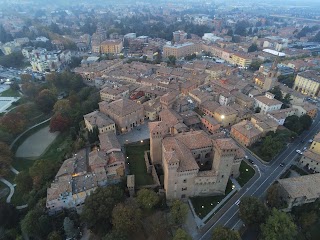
[197,112,320,240]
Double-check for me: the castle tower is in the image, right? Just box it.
[212,139,238,193]
[149,122,168,165]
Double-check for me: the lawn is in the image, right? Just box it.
[190,180,234,219]
[0,88,20,97]
[236,161,255,187]
[126,142,154,186]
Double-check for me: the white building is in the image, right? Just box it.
[254,92,283,114]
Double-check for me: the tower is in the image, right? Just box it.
[263,58,279,91]
[212,139,237,193]
[149,122,168,165]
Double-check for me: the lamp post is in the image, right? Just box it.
[221,115,225,127]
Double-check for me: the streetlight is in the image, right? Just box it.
[201,205,204,209]
[246,169,248,172]
[141,140,143,143]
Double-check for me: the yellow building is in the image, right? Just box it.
[100,40,123,54]
[231,53,252,68]
[163,42,201,58]
[299,132,320,173]
[294,70,320,97]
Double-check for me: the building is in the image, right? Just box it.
[231,53,252,68]
[293,71,320,97]
[100,40,123,54]
[149,125,244,200]
[278,173,320,211]
[173,30,187,42]
[267,108,297,125]
[231,120,262,146]
[163,42,202,58]
[46,142,125,214]
[254,92,283,114]
[99,99,144,133]
[214,105,237,127]
[298,132,320,173]
[292,102,318,119]
[100,86,130,101]
[83,110,116,134]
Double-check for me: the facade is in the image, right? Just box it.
[267,108,297,125]
[294,71,320,97]
[278,174,320,211]
[100,40,123,54]
[163,42,202,58]
[213,105,237,127]
[100,86,130,101]
[231,53,252,68]
[83,110,116,134]
[99,99,144,133]
[292,102,318,119]
[254,92,283,114]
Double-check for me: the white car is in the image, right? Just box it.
[303,147,307,151]
[296,150,303,155]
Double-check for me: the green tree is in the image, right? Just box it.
[0,142,13,177]
[21,208,51,239]
[249,60,262,71]
[136,188,159,209]
[15,171,33,197]
[0,52,24,68]
[63,217,79,239]
[266,184,285,209]
[53,99,72,114]
[103,230,128,240]
[299,114,312,131]
[261,208,297,240]
[299,211,318,232]
[248,43,258,52]
[36,89,57,113]
[284,115,303,134]
[170,200,189,225]
[270,86,283,101]
[173,228,192,240]
[0,202,19,229]
[81,186,124,232]
[239,196,269,226]
[212,226,241,240]
[112,201,142,234]
[47,231,63,240]
[88,126,99,144]
[255,106,261,113]
[167,55,176,66]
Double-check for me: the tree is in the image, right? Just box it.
[0,112,27,134]
[112,201,142,234]
[234,20,249,36]
[21,208,51,239]
[15,171,33,196]
[239,196,269,226]
[50,113,71,132]
[248,43,258,52]
[266,184,285,209]
[299,211,317,232]
[170,200,189,225]
[63,217,79,239]
[0,202,19,229]
[300,114,312,131]
[261,208,297,240]
[36,89,57,113]
[173,228,192,240]
[144,211,168,238]
[21,82,39,98]
[255,106,261,113]
[136,188,159,209]
[88,126,99,144]
[53,99,72,114]
[81,186,124,232]
[284,115,303,134]
[0,142,13,177]
[212,226,241,240]
[269,86,283,101]
[0,24,13,43]
[47,231,63,240]
[167,55,176,66]
[103,231,128,240]
[249,60,262,71]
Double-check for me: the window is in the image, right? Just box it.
[183,179,187,183]
[182,187,187,191]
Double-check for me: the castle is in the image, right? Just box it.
[148,109,244,200]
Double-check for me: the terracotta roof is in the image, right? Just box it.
[99,132,121,153]
[99,99,143,117]
[214,138,238,151]
[232,120,262,139]
[84,111,115,128]
[159,109,183,126]
[303,150,320,163]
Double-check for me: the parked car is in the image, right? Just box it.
[248,159,254,164]
[280,163,285,167]
[296,150,303,155]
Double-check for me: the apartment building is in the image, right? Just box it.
[100,39,123,54]
[231,120,262,147]
[231,53,252,68]
[293,70,320,97]
[254,92,283,114]
[83,110,116,134]
[163,42,201,58]
[299,132,320,173]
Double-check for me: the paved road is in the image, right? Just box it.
[197,113,320,240]
[0,178,15,203]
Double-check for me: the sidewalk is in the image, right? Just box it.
[0,178,15,203]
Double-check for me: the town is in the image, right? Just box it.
[1,0,320,240]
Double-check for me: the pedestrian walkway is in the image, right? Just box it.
[230,177,241,190]
[0,178,15,203]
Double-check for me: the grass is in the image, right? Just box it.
[40,132,72,161]
[0,87,20,97]
[190,180,234,219]
[125,142,154,186]
[236,161,255,187]
[12,158,35,172]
